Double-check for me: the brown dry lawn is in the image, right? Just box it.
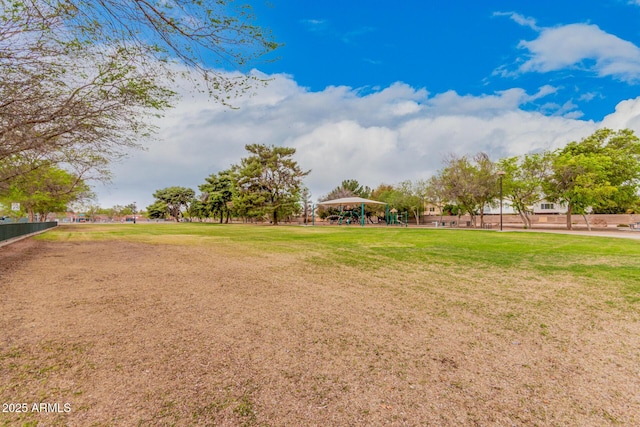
[1,226,639,426]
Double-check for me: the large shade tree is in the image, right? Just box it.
[544,128,640,230]
[199,169,236,223]
[0,162,91,221]
[48,0,280,101]
[371,181,424,224]
[1,0,278,189]
[320,179,373,201]
[395,179,428,224]
[318,179,375,220]
[439,152,497,227]
[234,144,309,225]
[1,0,279,110]
[149,186,195,222]
[496,153,551,229]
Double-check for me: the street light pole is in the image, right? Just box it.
[497,171,506,231]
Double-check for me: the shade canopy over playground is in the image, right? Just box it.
[316,197,387,207]
[315,197,387,227]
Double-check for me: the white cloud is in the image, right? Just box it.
[493,11,540,31]
[578,92,598,102]
[427,89,526,116]
[292,121,401,190]
[529,85,558,100]
[300,19,328,33]
[518,23,640,82]
[601,97,640,130]
[96,71,640,208]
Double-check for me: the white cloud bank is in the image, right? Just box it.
[97,72,640,208]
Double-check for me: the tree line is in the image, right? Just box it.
[145,129,640,231]
[147,144,309,225]
[439,128,640,230]
[326,128,640,231]
[4,126,638,229]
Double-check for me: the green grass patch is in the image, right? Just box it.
[38,223,640,303]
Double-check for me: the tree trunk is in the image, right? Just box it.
[524,212,532,229]
[582,214,591,231]
[566,204,573,230]
[515,208,533,229]
[517,211,528,229]
[272,210,278,225]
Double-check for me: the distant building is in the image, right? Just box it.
[532,201,567,214]
[423,203,443,216]
[482,201,517,215]
[483,199,568,215]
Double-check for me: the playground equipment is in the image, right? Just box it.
[338,209,360,225]
[314,197,387,227]
[386,208,408,227]
[327,209,360,225]
[312,197,410,228]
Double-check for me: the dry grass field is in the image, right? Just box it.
[1,223,639,426]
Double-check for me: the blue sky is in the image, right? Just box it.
[95,0,640,209]
[249,0,640,121]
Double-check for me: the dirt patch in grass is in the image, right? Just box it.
[1,237,639,426]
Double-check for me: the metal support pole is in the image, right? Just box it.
[496,171,505,231]
[500,176,503,231]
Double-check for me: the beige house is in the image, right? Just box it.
[423,203,443,216]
